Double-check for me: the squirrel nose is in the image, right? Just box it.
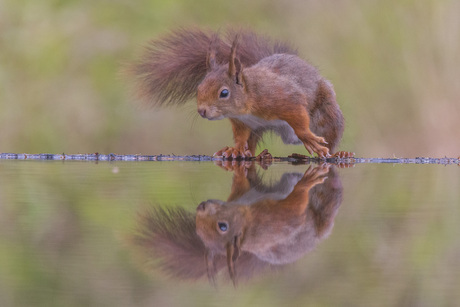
[198,107,207,118]
[197,201,206,211]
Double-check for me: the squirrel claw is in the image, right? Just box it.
[302,137,330,158]
[315,148,330,159]
[215,146,253,160]
[232,151,244,159]
[213,146,229,157]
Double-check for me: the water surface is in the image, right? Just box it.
[0,160,459,307]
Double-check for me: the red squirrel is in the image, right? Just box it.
[133,28,351,158]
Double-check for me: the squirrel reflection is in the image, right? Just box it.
[131,162,343,285]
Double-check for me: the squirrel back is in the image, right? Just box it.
[132,28,297,106]
[251,54,345,150]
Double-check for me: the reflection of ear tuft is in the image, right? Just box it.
[232,235,241,261]
[226,234,242,287]
[205,249,217,286]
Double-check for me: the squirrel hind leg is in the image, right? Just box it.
[310,80,345,153]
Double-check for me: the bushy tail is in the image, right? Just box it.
[131,27,297,106]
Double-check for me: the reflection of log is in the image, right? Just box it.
[0,152,459,165]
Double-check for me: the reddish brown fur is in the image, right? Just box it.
[132,27,348,157]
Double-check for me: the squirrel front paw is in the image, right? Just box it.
[213,146,253,159]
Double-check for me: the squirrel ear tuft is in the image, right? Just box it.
[228,35,244,86]
[206,34,219,71]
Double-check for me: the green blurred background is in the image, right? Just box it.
[1,0,459,157]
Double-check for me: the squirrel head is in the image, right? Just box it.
[196,199,248,285]
[195,200,247,253]
[196,36,246,120]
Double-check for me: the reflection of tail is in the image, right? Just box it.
[131,206,207,280]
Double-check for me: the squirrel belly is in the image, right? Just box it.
[231,114,302,145]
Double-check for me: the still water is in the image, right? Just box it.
[0,160,459,307]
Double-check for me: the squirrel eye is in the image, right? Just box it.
[219,89,229,98]
[218,222,228,232]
